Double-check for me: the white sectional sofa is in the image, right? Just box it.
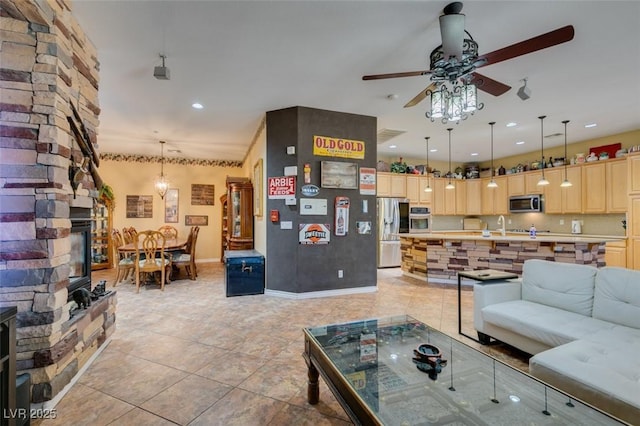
[473,259,640,424]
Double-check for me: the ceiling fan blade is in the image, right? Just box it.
[478,25,575,68]
[362,70,430,81]
[404,82,438,108]
[468,73,511,96]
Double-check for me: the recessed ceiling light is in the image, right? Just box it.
[506,122,517,127]
[192,102,204,109]
[585,123,597,128]
[470,152,479,156]
[430,148,438,152]
[515,141,525,145]
[389,144,397,149]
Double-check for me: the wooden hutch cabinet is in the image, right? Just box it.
[91,199,113,270]
[225,177,254,251]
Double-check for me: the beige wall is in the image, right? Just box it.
[241,119,267,256]
[98,159,243,261]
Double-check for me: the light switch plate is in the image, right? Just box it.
[280,221,293,229]
[284,166,297,176]
[285,197,297,205]
[286,146,296,155]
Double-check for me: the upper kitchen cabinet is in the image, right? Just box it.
[507,174,525,197]
[406,175,432,205]
[544,166,582,214]
[464,179,483,215]
[582,162,607,213]
[481,176,508,215]
[606,158,628,213]
[525,170,545,195]
[432,178,456,215]
[628,153,640,194]
[377,172,407,198]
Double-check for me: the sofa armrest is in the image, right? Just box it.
[474,278,522,334]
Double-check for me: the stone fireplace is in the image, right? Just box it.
[0,0,116,407]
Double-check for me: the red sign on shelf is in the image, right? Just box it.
[268,176,296,199]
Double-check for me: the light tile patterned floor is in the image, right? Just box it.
[35,263,529,425]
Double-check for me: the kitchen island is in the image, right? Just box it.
[400,231,624,283]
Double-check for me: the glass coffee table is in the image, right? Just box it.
[303,315,624,425]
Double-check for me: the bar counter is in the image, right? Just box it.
[399,231,624,283]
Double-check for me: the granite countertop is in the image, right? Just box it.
[398,231,624,243]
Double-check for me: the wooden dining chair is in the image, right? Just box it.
[134,230,171,292]
[173,226,200,280]
[158,225,178,239]
[122,227,134,244]
[111,229,135,285]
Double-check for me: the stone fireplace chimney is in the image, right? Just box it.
[0,0,116,406]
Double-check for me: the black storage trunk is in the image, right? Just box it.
[225,250,265,297]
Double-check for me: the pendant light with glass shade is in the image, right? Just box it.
[154,140,170,199]
[487,121,498,188]
[537,116,549,186]
[560,120,572,187]
[445,128,455,190]
[424,136,433,192]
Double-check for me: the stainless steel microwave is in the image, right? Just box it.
[509,195,543,213]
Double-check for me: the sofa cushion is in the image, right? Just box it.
[481,300,616,348]
[521,260,597,316]
[593,267,640,329]
[530,331,640,424]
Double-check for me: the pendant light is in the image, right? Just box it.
[537,116,549,186]
[560,120,573,187]
[154,140,170,199]
[445,128,455,190]
[487,121,498,188]
[424,136,433,192]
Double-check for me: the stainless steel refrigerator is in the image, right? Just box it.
[377,198,409,268]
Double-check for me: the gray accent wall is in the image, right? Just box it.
[266,106,377,294]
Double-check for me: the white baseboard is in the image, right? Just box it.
[265,286,377,299]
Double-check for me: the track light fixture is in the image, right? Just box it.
[517,78,531,100]
[154,54,170,80]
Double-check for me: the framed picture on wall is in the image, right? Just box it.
[191,184,215,205]
[164,188,179,223]
[185,215,208,226]
[321,161,358,189]
[126,195,153,218]
[253,158,263,216]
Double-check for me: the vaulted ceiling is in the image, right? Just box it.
[72,1,640,164]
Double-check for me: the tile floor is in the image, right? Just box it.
[36,263,529,425]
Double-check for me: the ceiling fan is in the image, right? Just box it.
[363,2,574,108]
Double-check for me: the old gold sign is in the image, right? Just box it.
[313,135,365,160]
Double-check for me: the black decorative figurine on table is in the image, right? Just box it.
[412,343,447,380]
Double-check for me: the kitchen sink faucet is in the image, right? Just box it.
[497,215,506,236]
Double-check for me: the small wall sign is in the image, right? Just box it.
[268,176,296,199]
[301,184,320,197]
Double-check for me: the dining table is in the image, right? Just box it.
[120,237,188,283]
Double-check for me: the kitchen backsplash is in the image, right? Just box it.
[432,213,626,236]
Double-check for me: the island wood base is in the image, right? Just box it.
[401,236,606,282]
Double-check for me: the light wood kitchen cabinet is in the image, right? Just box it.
[582,162,607,213]
[419,176,433,205]
[525,170,545,195]
[481,176,508,215]
[377,172,407,198]
[507,174,525,197]
[629,152,640,194]
[455,180,467,215]
[465,179,483,215]
[606,159,628,213]
[605,241,627,268]
[544,166,582,214]
[629,195,640,270]
[407,175,432,205]
[433,178,456,215]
